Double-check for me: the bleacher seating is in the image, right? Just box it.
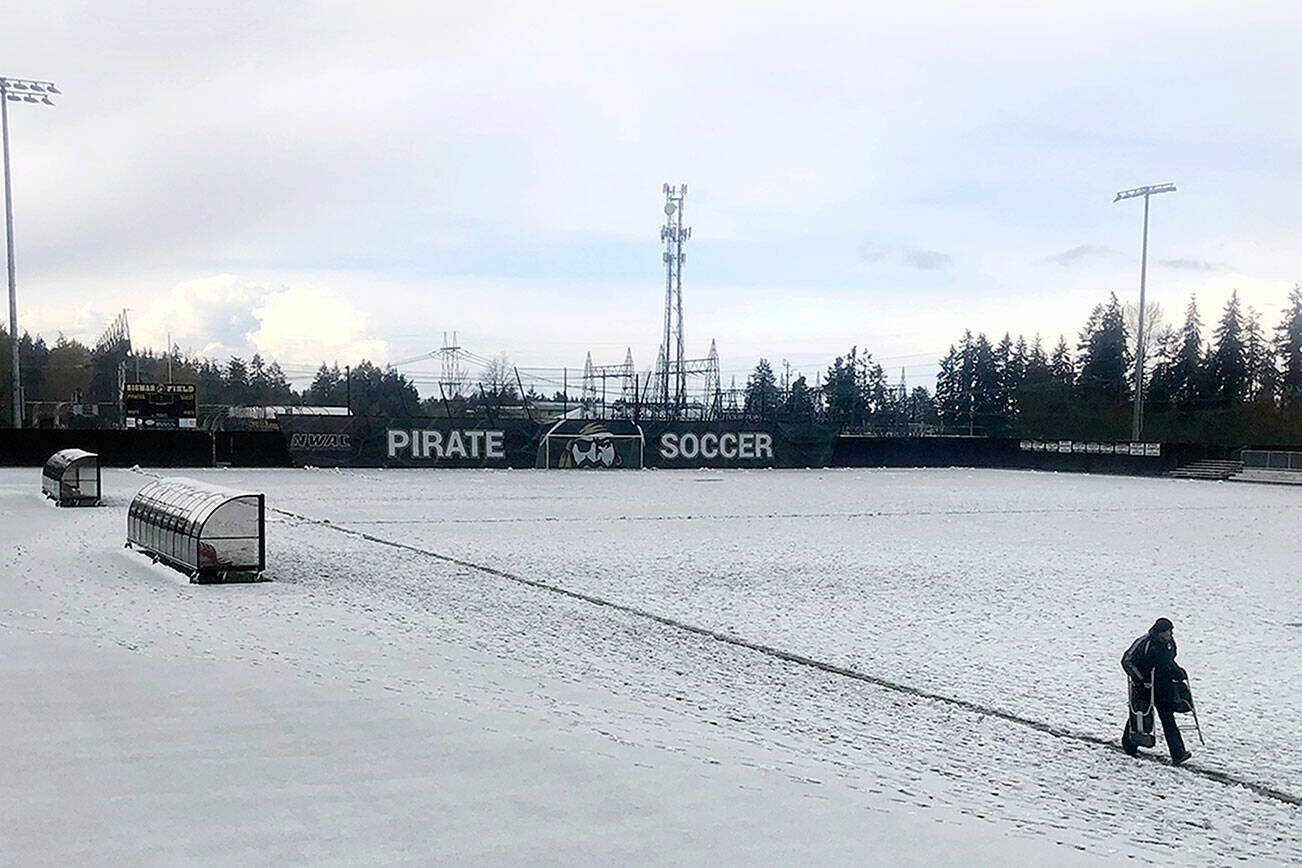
[1167,459,1245,481]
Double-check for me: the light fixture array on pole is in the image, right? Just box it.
[1114,182,1175,442]
[1,75,60,429]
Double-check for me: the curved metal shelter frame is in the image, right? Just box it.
[127,477,265,582]
[42,448,101,506]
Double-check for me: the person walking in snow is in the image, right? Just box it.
[1121,617,1192,764]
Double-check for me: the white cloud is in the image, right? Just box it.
[129,275,386,365]
[247,284,389,366]
[132,275,261,358]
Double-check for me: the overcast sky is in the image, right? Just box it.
[5,1,1301,393]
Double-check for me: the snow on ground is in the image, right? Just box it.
[3,466,1300,864]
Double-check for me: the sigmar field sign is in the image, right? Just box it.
[123,383,198,429]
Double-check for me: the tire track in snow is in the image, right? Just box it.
[271,504,1302,810]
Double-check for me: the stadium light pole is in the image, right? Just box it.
[1114,182,1175,442]
[1,75,59,429]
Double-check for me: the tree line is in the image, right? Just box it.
[0,334,297,426]
[739,351,936,431]
[7,282,1302,443]
[0,331,527,426]
[928,285,1302,442]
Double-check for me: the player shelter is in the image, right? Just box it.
[41,448,101,506]
[127,477,265,583]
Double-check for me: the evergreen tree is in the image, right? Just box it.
[307,363,344,405]
[1025,334,1050,383]
[856,351,887,421]
[1075,304,1102,378]
[248,354,268,403]
[1009,334,1029,384]
[345,360,421,417]
[997,333,1029,424]
[1076,293,1131,406]
[269,362,295,403]
[955,331,979,434]
[1171,294,1204,411]
[945,331,1002,435]
[41,334,94,403]
[970,333,1002,434]
[992,333,1013,419]
[379,365,421,417]
[1049,336,1073,386]
[1276,284,1302,407]
[934,344,963,430]
[19,334,48,407]
[196,359,227,407]
[225,357,250,404]
[1145,325,1180,410]
[910,386,938,427]
[1244,306,1277,403]
[744,358,780,421]
[1208,290,1248,407]
[1012,333,1055,434]
[824,350,860,424]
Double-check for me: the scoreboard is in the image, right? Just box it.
[123,383,198,429]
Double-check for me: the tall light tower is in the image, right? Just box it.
[2,75,59,428]
[659,183,690,410]
[1114,182,1175,442]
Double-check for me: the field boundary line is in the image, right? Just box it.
[342,502,1301,526]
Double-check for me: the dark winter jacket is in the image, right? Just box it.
[1122,631,1187,704]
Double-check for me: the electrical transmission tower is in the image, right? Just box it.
[582,349,637,416]
[659,183,691,409]
[438,331,467,398]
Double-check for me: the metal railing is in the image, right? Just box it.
[1241,450,1302,471]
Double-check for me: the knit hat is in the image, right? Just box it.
[1151,617,1174,633]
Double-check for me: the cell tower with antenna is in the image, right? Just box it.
[660,183,691,408]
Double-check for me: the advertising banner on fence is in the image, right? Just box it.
[1019,439,1161,457]
[279,415,541,467]
[641,422,841,469]
[281,416,841,469]
[536,419,646,469]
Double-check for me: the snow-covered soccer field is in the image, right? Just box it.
[3,466,1300,865]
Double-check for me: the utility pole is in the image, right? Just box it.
[659,184,691,412]
[1114,182,1176,441]
[1,75,59,428]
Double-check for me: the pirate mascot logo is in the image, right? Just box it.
[560,422,622,468]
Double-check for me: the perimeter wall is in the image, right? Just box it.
[0,422,1243,474]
